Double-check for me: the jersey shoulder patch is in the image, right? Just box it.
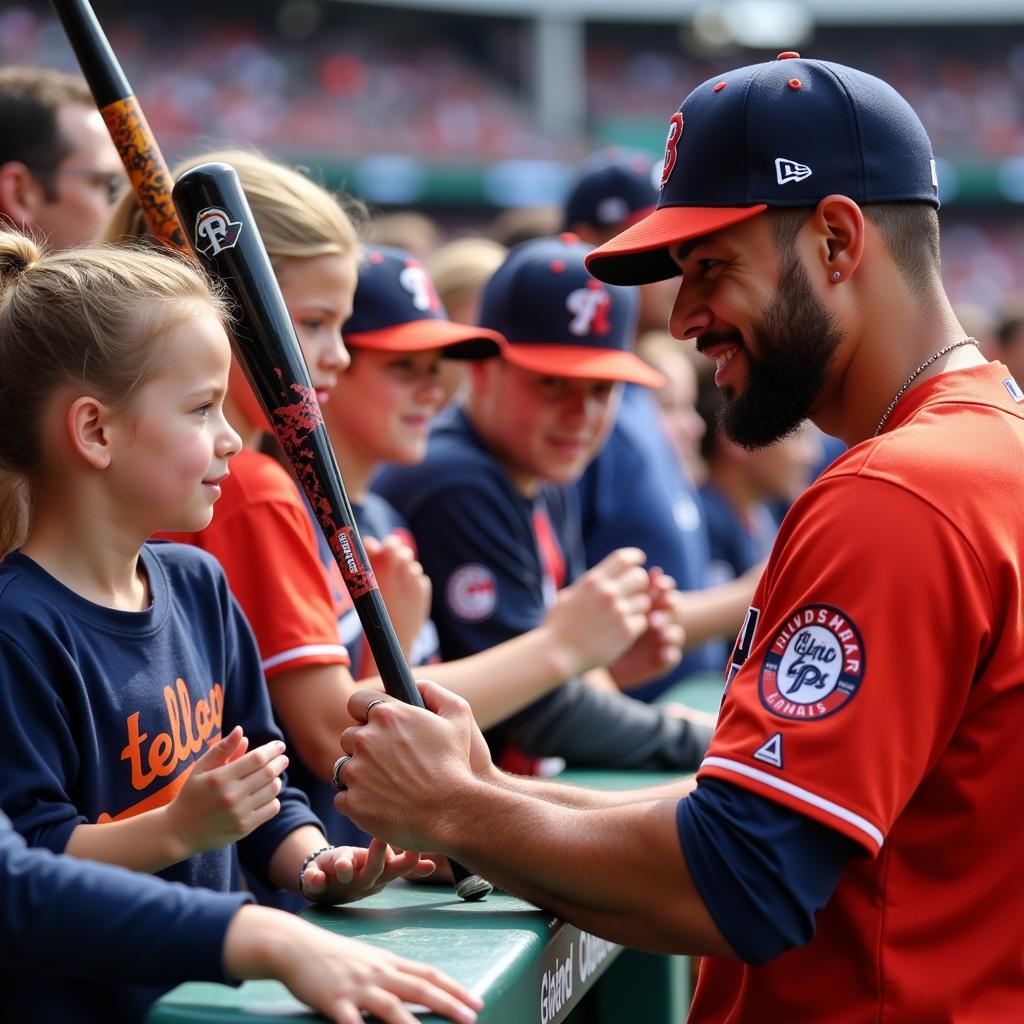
[759,604,865,721]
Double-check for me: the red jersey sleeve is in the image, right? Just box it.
[699,471,992,855]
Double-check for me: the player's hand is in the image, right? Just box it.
[364,535,431,659]
[334,684,482,853]
[166,726,287,858]
[299,838,436,905]
[226,904,482,1024]
[608,566,686,687]
[544,547,654,676]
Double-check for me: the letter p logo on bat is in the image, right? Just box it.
[194,207,243,257]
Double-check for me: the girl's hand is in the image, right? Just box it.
[300,837,436,905]
[165,726,288,859]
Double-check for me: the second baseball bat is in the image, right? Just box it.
[172,161,491,902]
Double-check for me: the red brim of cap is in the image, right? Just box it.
[345,319,505,360]
[502,343,667,389]
[585,204,768,286]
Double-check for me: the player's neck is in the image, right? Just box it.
[818,287,978,445]
[20,499,149,611]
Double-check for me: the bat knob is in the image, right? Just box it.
[454,873,493,902]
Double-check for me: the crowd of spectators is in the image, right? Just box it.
[3,2,1022,313]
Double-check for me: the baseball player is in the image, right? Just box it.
[336,54,1024,1023]
[373,234,715,774]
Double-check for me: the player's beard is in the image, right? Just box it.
[717,251,844,450]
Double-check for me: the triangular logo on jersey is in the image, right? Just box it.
[753,732,784,769]
[775,157,812,185]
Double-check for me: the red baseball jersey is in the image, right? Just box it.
[160,448,351,678]
[691,363,1024,1022]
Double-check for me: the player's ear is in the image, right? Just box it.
[808,194,865,284]
[66,395,117,469]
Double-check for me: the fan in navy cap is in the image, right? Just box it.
[477,233,664,388]
[563,151,658,240]
[335,55,1024,1024]
[373,233,717,778]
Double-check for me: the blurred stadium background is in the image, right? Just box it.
[4,0,1023,319]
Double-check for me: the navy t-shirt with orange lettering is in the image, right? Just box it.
[0,542,320,1022]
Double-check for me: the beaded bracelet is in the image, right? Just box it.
[298,845,334,899]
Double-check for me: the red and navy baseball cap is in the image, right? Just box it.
[562,152,659,233]
[586,54,940,286]
[344,245,504,358]
[478,233,665,388]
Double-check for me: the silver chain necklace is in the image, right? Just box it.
[873,337,979,437]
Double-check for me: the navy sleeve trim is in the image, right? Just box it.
[677,777,857,964]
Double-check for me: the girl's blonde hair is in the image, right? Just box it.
[0,231,228,557]
[104,148,362,271]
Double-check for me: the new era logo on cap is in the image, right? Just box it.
[775,157,812,185]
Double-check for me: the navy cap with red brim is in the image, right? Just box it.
[502,342,666,388]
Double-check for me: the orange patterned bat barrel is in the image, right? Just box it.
[51,0,186,250]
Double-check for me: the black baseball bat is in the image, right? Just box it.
[51,0,187,249]
[172,162,491,902]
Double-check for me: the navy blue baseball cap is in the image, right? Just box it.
[478,234,665,388]
[344,245,505,358]
[586,54,940,286]
[562,153,658,233]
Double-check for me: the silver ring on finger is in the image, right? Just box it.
[332,754,352,791]
[363,697,387,723]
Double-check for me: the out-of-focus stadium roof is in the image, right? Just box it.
[343,0,1023,23]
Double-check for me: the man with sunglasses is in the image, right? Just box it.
[0,66,123,251]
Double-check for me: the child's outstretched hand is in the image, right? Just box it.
[166,726,288,859]
[299,837,436,905]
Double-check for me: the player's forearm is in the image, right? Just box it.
[64,810,191,873]
[490,769,698,809]
[435,781,731,956]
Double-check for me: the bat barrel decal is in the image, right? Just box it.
[173,163,492,902]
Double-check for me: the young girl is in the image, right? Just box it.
[106,150,437,856]
[0,233,431,1022]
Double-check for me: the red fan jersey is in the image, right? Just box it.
[691,363,1024,1023]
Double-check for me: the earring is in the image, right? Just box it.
[831,271,841,281]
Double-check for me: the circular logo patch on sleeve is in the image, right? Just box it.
[759,604,865,720]
[446,564,497,622]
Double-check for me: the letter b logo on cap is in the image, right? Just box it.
[660,113,684,187]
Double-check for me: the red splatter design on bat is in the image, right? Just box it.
[271,382,378,598]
